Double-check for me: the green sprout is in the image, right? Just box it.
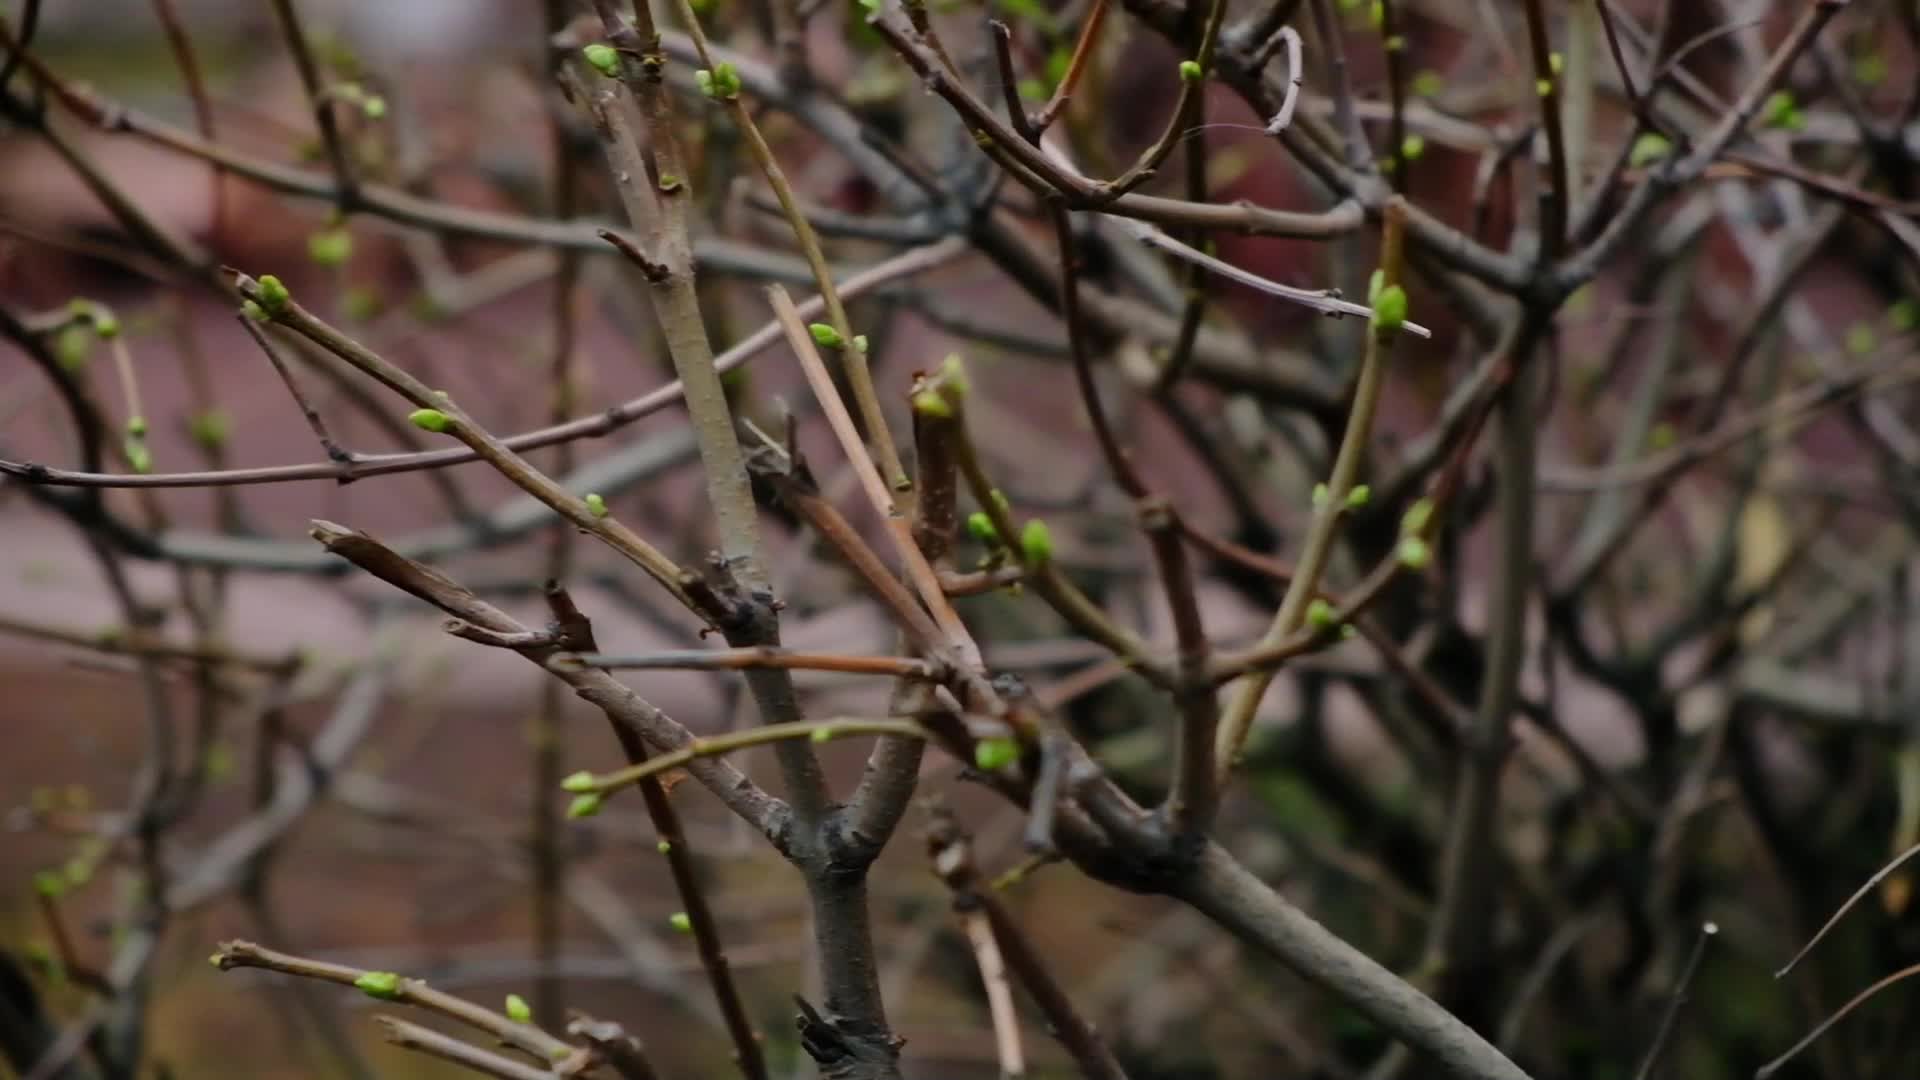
[583,43,620,78]
[256,275,291,315]
[585,493,608,518]
[560,770,597,793]
[408,408,452,433]
[1629,132,1673,168]
[354,972,402,1000]
[973,737,1019,771]
[1397,536,1431,570]
[566,793,604,819]
[668,912,693,934]
[505,994,532,1023]
[1371,285,1409,333]
[808,322,846,349]
[1178,60,1203,83]
[1020,519,1053,565]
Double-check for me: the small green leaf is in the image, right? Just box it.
[189,409,231,450]
[308,228,353,268]
[241,300,268,323]
[1888,299,1919,333]
[1371,285,1408,333]
[560,770,597,793]
[1763,90,1803,131]
[566,793,604,819]
[1397,536,1431,570]
[966,511,999,544]
[1020,519,1053,564]
[1629,132,1673,168]
[1306,598,1338,630]
[55,325,92,371]
[1401,497,1434,535]
[124,436,152,475]
[354,971,402,1000]
[1846,322,1877,356]
[712,62,741,99]
[256,275,291,315]
[584,493,608,518]
[583,43,620,77]
[408,407,452,433]
[504,994,532,1022]
[668,912,693,933]
[808,322,845,349]
[974,737,1019,771]
[1346,485,1371,509]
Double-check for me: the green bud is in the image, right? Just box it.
[1368,0,1383,29]
[567,793,604,819]
[966,511,999,545]
[1400,134,1425,161]
[939,354,971,399]
[668,912,693,933]
[712,62,741,99]
[1020,519,1053,564]
[1367,268,1385,305]
[583,43,620,78]
[256,275,290,315]
[656,840,672,854]
[1306,598,1338,630]
[1648,422,1675,450]
[33,869,65,898]
[1401,497,1434,535]
[362,95,387,120]
[124,436,152,475]
[504,994,532,1022]
[1763,90,1800,130]
[853,335,869,353]
[1345,485,1371,509]
[308,228,352,268]
[1371,284,1408,333]
[808,323,844,349]
[92,311,120,340]
[809,725,835,743]
[126,415,147,438]
[1629,132,1673,168]
[242,300,268,323]
[912,390,952,418]
[1549,52,1564,75]
[1846,322,1877,356]
[55,325,92,371]
[1412,70,1443,98]
[1890,299,1919,333]
[408,407,452,433]
[585,492,608,518]
[560,770,597,793]
[1178,60,1203,83]
[1397,536,1431,570]
[1312,482,1330,508]
[973,737,1019,771]
[189,409,231,450]
[354,971,402,999]
[1536,78,1552,98]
